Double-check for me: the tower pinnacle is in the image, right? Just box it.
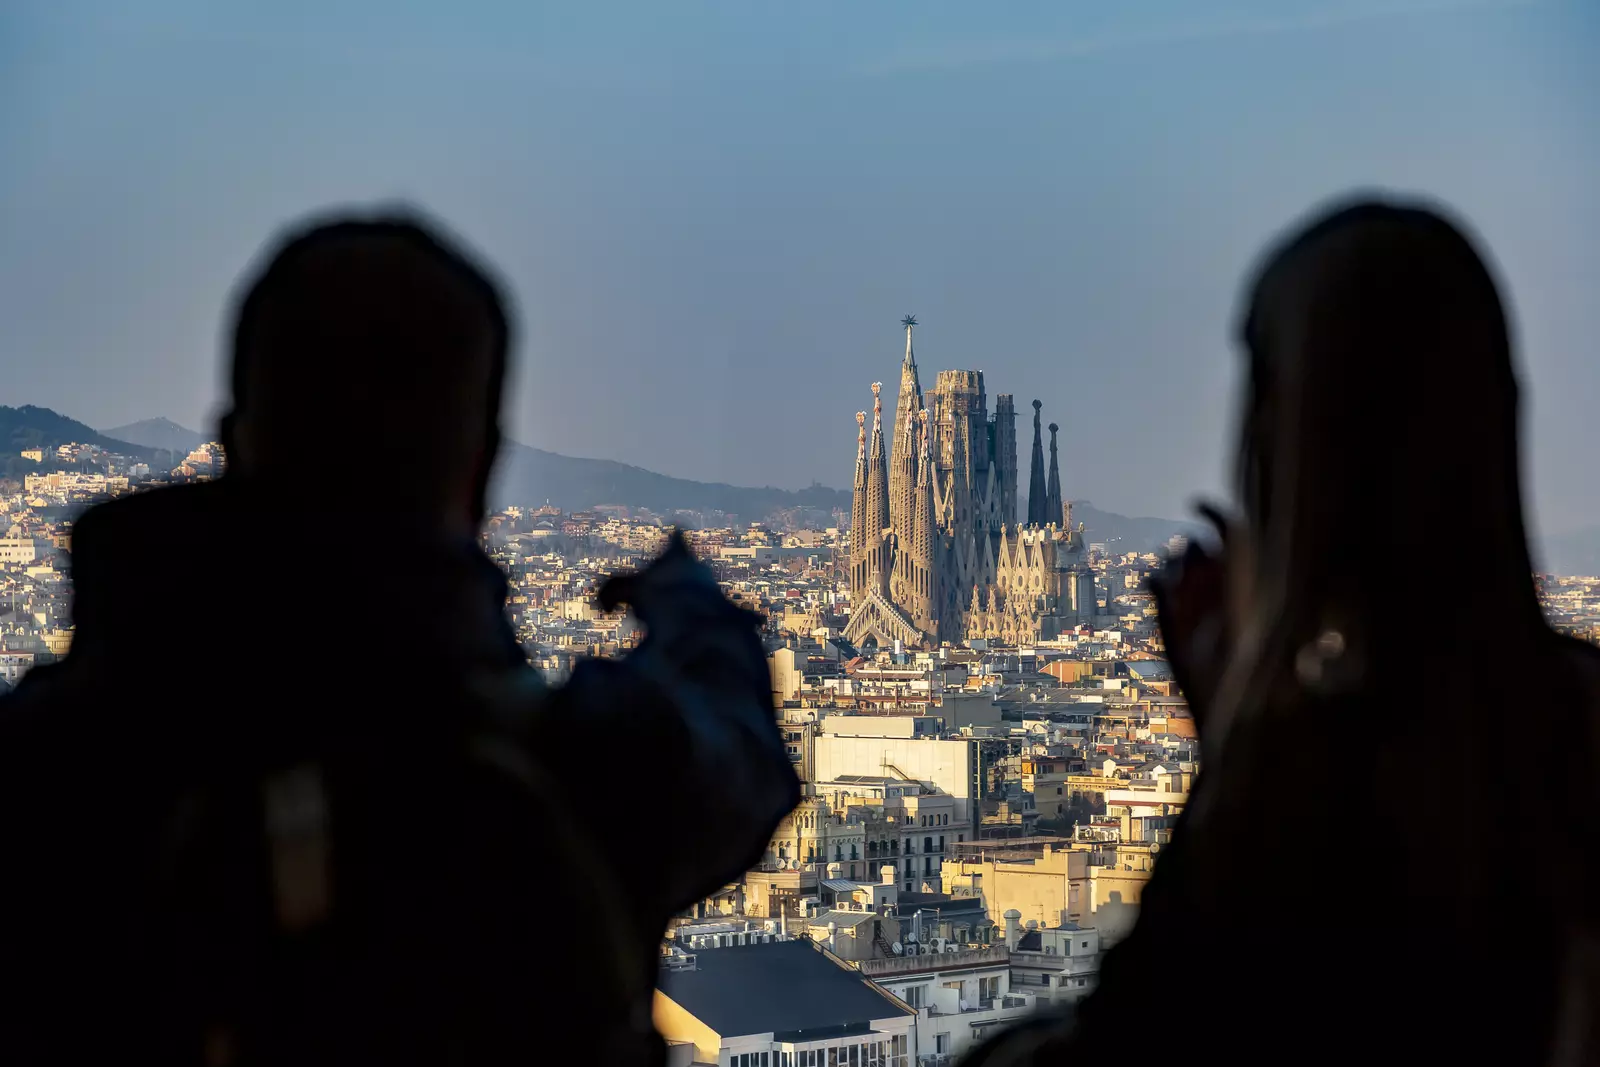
[865,383,891,544]
[1026,400,1047,526]
[902,315,918,364]
[1046,422,1064,528]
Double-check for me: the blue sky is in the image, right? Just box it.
[2,0,1595,537]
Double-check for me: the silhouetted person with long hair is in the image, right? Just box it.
[965,198,1600,1065]
[0,210,799,1066]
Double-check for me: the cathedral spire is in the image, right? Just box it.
[866,382,891,542]
[851,411,868,572]
[889,316,925,547]
[913,410,935,558]
[1045,422,1064,528]
[911,409,938,636]
[853,411,867,486]
[1026,399,1047,526]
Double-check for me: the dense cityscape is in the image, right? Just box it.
[5,331,1600,1067]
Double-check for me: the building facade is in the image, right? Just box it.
[846,318,1097,649]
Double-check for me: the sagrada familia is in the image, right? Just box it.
[845,317,1098,650]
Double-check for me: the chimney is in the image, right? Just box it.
[827,862,844,881]
[881,864,897,886]
[827,921,839,951]
[1003,909,1023,951]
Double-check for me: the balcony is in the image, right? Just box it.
[1009,949,1099,976]
[858,945,1010,979]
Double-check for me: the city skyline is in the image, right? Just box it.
[3,0,1596,535]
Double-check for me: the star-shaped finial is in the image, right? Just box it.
[901,314,918,328]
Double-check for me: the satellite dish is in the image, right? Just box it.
[891,941,904,956]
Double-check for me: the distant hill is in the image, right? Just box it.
[494,442,1191,550]
[492,442,849,521]
[0,405,154,461]
[16,404,1193,548]
[102,416,205,454]
[1066,501,1201,555]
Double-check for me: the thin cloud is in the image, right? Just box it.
[856,0,1544,77]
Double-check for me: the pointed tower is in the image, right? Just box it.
[865,382,891,553]
[889,315,925,546]
[850,411,868,591]
[993,394,1018,526]
[1045,422,1064,528]
[1026,399,1047,526]
[911,409,938,634]
[892,405,919,555]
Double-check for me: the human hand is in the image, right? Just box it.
[1149,502,1236,734]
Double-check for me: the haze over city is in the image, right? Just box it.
[3,0,1595,538]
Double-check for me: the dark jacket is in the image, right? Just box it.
[0,478,799,1065]
[964,201,1600,1066]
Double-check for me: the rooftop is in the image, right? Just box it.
[658,940,914,1042]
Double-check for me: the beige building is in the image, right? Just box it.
[942,840,1157,946]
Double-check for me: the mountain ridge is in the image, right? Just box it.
[0,405,150,456]
[102,416,207,454]
[16,405,1191,550]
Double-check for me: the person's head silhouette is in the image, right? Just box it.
[221,208,513,533]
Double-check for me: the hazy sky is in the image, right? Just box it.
[2,0,1595,535]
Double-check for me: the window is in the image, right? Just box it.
[904,985,925,1008]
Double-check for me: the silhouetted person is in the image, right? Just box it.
[0,210,799,1066]
[964,198,1600,1066]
